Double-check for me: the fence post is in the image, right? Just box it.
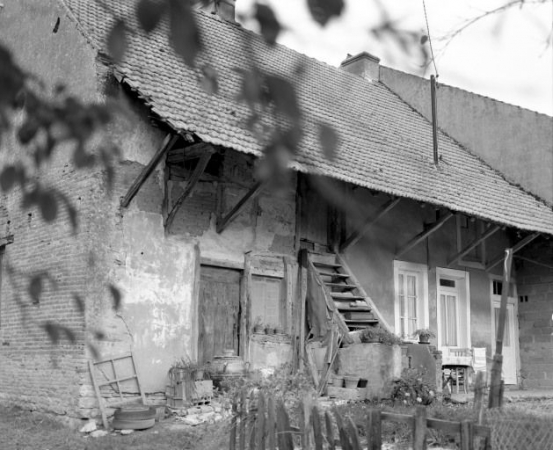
[312,405,324,450]
[460,420,473,450]
[255,393,266,450]
[413,406,427,450]
[325,410,336,450]
[333,408,352,450]
[239,390,247,450]
[302,395,313,449]
[230,397,238,450]
[276,400,294,450]
[366,408,382,450]
[267,395,276,450]
[347,417,363,450]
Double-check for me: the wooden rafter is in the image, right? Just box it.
[486,232,541,271]
[515,255,553,270]
[447,224,501,267]
[216,181,265,233]
[165,148,215,230]
[120,133,179,208]
[395,211,454,258]
[340,197,401,252]
[166,142,216,164]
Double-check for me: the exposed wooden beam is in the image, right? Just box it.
[0,235,14,247]
[120,133,178,208]
[395,211,454,258]
[164,149,214,231]
[340,198,401,252]
[216,181,264,234]
[447,224,501,267]
[486,232,541,271]
[167,142,216,164]
[515,255,553,270]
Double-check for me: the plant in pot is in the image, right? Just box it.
[265,323,276,335]
[413,328,435,344]
[274,324,285,335]
[360,327,403,345]
[252,316,265,334]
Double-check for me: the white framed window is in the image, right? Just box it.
[394,261,429,339]
[436,268,471,350]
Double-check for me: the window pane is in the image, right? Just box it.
[407,275,416,296]
[440,278,455,288]
[408,296,417,320]
[398,274,404,296]
[446,295,457,346]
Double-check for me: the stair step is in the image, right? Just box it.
[331,293,365,301]
[345,319,379,325]
[325,283,356,292]
[318,272,349,279]
[313,261,342,269]
[336,304,371,312]
[343,311,375,320]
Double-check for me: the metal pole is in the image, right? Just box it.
[430,75,439,165]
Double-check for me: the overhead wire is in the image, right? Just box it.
[422,0,439,77]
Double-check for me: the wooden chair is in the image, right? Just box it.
[442,348,473,395]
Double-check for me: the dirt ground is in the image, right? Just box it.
[0,404,228,450]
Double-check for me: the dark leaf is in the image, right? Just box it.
[109,284,122,311]
[307,0,344,26]
[94,330,106,341]
[62,327,76,343]
[73,294,85,314]
[0,166,18,192]
[67,203,78,231]
[420,34,429,45]
[200,65,218,94]
[107,20,128,63]
[169,0,202,67]
[17,118,39,144]
[43,322,60,344]
[29,275,43,304]
[136,0,166,33]
[266,75,301,120]
[236,68,263,108]
[39,190,58,222]
[87,342,100,361]
[255,4,281,45]
[318,123,339,160]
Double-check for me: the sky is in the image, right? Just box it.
[236,0,553,116]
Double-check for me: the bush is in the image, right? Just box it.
[390,368,435,406]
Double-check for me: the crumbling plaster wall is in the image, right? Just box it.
[380,67,553,206]
[342,188,512,357]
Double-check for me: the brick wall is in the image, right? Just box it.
[517,262,553,389]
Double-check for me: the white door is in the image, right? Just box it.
[492,302,517,384]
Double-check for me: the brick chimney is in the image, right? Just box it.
[340,52,380,82]
[196,0,236,23]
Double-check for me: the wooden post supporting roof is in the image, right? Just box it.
[395,211,454,258]
[216,181,264,234]
[165,148,215,230]
[486,232,540,271]
[447,224,501,267]
[340,197,401,252]
[120,133,178,208]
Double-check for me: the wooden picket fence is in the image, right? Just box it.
[229,391,491,450]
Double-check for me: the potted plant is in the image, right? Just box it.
[360,327,403,345]
[413,328,435,344]
[253,317,265,334]
[265,323,276,335]
[274,324,285,335]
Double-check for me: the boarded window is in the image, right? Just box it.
[250,276,285,329]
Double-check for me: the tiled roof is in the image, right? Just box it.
[61,0,553,235]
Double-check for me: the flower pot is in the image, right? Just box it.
[344,376,359,389]
[274,326,285,335]
[332,375,344,388]
[265,327,276,335]
[253,325,264,334]
[418,335,431,344]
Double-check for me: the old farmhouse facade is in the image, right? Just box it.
[0,0,552,418]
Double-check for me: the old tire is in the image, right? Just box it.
[114,406,156,421]
[112,417,155,430]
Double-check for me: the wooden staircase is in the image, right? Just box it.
[306,252,381,336]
